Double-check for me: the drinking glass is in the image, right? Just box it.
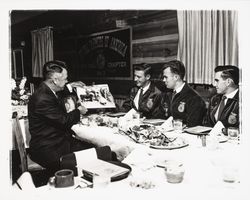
[92,174,111,189]
[173,119,183,133]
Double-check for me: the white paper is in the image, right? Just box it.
[209,121,225,136]
[74,148,97,167]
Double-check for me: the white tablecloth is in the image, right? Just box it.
[35,132,242,199]
[72,123,241,192]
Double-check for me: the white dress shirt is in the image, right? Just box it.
[174,82,185,94]
[133,82,151,110]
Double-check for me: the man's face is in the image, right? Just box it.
[162,67,177,89]
[214,71,227,94]
[134,70,149,88]
[54,68,68,91]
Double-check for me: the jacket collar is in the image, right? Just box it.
[40,82,58,99]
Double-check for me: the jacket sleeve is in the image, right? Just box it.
[186,96,206,127]
[203,98,213,127]
[120,89,135,112]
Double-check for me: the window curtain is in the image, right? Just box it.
[31,26,54,77]
[177,10,238,84]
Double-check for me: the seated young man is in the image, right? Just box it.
[121,63,164,119]
[204,65,239,130]
[160,60,206,127]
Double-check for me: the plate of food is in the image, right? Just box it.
[125,125,162,143]
[149,136,189,150]
[123,125,189,150]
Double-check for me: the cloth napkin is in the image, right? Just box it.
[209,121,225,136]
[160,116,173,131]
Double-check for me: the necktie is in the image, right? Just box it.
[217,96,226,120]
[172,90,176,101]
[138,88,144,105]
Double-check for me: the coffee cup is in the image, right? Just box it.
[54,169,74,188]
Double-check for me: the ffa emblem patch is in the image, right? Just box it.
[146,98,153,109]
[228,112,237,124]
[178,102,185,113]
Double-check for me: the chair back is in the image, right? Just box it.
[12,113,28,172]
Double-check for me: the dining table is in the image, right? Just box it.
[31,113,244,199]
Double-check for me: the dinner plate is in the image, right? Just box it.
[150,142,189,150]
[106,112,126,117]
[184,126,212,135]
[143,119,166,126]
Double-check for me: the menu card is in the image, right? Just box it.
[78,159,129,178]
[76,84,116,109]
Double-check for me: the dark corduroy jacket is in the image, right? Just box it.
[28,82,80,151]
[160,83,206,127]
[122,82,163,119]
[204,91,239,129]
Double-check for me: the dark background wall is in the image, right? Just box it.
[11,10,215,101]
[11,10,178,96]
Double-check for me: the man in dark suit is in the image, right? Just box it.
[204,65,239,130]
[122,63,163,119]
[28,60,116,174]
[160,60,206,127]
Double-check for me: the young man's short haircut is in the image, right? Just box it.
[134,63,152,77]
[215,65,239,85]
[162,60,186,80]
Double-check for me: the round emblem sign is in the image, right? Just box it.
[228,112,237,124]
[178,102,185,113]
[147,98,153,109]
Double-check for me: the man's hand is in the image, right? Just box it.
[69,81,85,88]
[77,105,88,115]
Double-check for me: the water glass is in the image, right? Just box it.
[92,174,111,189]
[222,166,238,183]
[173,119,183,133]
[206,136,219,150]
[132,112,140,125]
[227,127,239,140]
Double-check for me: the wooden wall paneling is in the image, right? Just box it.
[133,41,178,57]
[129,10,178,83]
[131,18,178,40]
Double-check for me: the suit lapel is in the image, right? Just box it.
[209,95,221,124]
[220,91,239,116]
[172,83,188,103]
